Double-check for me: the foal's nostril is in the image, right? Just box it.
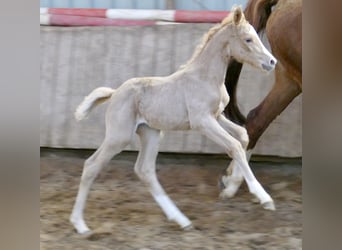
[270,59,275,65]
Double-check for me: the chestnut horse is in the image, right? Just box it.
[220,0,302,198]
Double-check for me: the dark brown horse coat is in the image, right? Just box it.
[224,0,302,150]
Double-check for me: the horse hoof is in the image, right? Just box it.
[219,189,234,199]
[220,175,230,188]
[70,216,92,235]
[77,230,93,239]
[182,224,193,231]
[218,176,226,190]
[262,201,276,211]
[78,228,92,235]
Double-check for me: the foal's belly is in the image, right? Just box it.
[135,79,193,131]
[139,104,191,131]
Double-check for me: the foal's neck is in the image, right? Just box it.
[187,27,233,85]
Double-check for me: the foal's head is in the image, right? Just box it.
[226,6,277,72]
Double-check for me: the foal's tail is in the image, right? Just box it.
[223,0,278,125]
[75,87,115,121]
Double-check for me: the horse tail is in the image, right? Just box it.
[75,87,115,121]
[223,0,279,125]
[245,0,278,33]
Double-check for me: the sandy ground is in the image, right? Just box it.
[40,148,301,250]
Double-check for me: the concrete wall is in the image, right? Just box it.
[40,25,302,157]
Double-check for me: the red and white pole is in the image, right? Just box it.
[40,8,230,26]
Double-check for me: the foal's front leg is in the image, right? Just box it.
[217,115,249,199]
[198,116,275,210]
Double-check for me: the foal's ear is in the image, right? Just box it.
[233,5,243,25]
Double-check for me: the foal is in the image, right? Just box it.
[70,6,277,234]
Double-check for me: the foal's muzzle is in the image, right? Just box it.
[262,58,277,72]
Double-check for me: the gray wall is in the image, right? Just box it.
[40,24,302,157]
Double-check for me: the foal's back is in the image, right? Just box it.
[110,75,191,131]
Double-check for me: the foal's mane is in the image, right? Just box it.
[179,12,237,69]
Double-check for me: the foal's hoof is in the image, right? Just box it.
[219,189,235,199]
[76,228,92,235]
[219,175,242,199]
[182,224,194,231]
[261,201,276,211]
[70,217,92,235]
[77,229,93,240]
[218,175,227,190]
[220,175,229,188]
[219,181,240,200]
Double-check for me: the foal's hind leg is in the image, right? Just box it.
[70,135,131,234]
[198,116,275,210]
[134,124,192,229]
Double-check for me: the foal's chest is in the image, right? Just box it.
[185,81,228,118]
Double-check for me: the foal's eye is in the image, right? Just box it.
[245,38,253,43]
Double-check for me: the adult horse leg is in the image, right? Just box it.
[198,116,275,210]
[134,124,192,229]
[246,65,301,150]
[70,111,135,234]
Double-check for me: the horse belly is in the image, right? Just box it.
[141,105,190,130]
[138,90,190,131]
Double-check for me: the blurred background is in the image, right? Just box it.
[40,0,246,10]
